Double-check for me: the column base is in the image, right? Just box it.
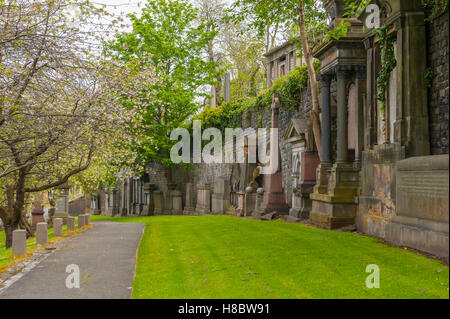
[309,199,357,229]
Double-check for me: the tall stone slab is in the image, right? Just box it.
[53,218,63,237]
[12,230,27,257]
[183,183,196,215]
[195,184,211,215]
[153,190,164,215]
[171,189,183,215]
[385,155,449,258]
[212,178,231,214]
[259,94,290,215]
[36,223,48,245]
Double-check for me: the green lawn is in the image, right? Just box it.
[100,215,449,298]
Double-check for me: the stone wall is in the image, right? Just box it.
[68,196,88,216]
[427,10,449,155]
[146,87,313,211]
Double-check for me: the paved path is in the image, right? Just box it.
[0,221,145,299]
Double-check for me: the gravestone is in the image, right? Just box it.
[260,94,290,215]
[53,218,63,237]
[183,183,196,215]
[252,188,265,218]
[212,178,230,214]
[53,186,70,225]
[77,215,85,228]
[31,196,45,226]
[12,230,27,257]
[171,189,183,215]
[244,187,257,217]
[153,191,164,215]
[36,222,48,245]
[195,184,211,215]
[67,217,75,231]
[142,184,156,216]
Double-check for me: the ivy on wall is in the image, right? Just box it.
[192,61,321,134]
[375,24,397,121]
[422,0,449,22]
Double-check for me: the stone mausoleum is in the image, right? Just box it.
[93,0,449,259]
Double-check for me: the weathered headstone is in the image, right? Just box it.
[183,183,196,215]
[77,215,85,228]
[171,189,183,215]
[252,188,265,218]
[85,214,90,225]
[53,218,63,237]
[212,178,230,214]
[31,196,45,226]
[36,222,48,245]
[67,217,75,231]
[12,230,27,257]
[244,187,257,217]
[153,190,164,215]
[195,184,211,215]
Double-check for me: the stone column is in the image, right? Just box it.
[336,67,351,163]
[355,68,366,164]
[320,74,332,164]
[244,187,257,217]
[260,94,290,214]
[252,188,265,218]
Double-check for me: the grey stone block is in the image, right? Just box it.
[12,230,27,257]
[53,218,63,237]
[78,215,85,228]
[36,222,48,245]
[67,217,75,231]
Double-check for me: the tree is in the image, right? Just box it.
[0,0,132,247]
[106,0,221,182]
[230,0,329,159]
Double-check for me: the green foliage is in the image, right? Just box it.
[424,67,437,88]
[375,24,397,119]
[106,0,221,170]
[194,63,319,133]
[423,0,449,21]
[92,215,450,299]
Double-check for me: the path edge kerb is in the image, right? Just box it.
[130,223,146,299]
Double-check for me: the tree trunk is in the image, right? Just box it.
[297,1,322,160]
[4,224,16,249]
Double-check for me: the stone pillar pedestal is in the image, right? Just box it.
[183,183,196,215]
[212,178,230,215]
[260,171,290,215]
[171,189,183,215]
[310,162,359,229]
[195,184,211,215]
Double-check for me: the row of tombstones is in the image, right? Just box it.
[11,215,91,257]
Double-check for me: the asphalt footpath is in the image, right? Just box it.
[0,221,145,299]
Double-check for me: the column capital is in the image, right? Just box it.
[318,73,332,85]
[334,65,352,79]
